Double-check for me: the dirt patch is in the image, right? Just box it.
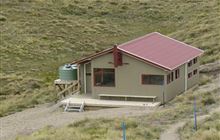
[0,104,156,140]
[160,122,185,140]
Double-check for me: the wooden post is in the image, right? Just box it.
[194,96,197,131]
[162,78,165,107]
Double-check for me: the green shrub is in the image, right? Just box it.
[62,4,87,15]
[199,75,211,86]
[30,99,39,105]
[202,96,216,106]
[0,15,7,21]
[126,119,138,129]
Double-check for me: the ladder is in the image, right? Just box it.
[64,101,85,112]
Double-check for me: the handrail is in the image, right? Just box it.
[57,82,78,97]
[64,101,70,112]
[79,101,85,112]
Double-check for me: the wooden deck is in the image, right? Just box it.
[61,94,161,108]
[54,79,77,85]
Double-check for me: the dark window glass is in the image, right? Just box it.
[175,69,180,79]
[193,58,197,64]
[188,60,192,67]
[167,74,171,84]
[171,72,174,81]
[188,72,192,78]
[142,75,164,85]
[94,68,115,87]
[193,69,198,75]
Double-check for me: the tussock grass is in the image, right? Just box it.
[180,113,220,140]
[199,74,212,86]
[16,117,162,140]
[0,73,57,117]
[1,0,220,116]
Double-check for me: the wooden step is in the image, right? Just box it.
[68,105,81,108]
[64,101,85,112]
[66,108,81,112]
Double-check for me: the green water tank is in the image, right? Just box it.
[59,64,77,80]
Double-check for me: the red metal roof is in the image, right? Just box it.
[118,32,204,70]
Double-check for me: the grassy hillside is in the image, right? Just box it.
[0,0,220,116]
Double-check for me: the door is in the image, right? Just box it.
[85,63,92,94]
[86,73,92,93]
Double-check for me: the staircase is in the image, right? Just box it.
[64,101,85,112]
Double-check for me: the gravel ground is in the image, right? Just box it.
[0,104,156,140]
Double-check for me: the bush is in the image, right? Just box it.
[199,75,211,86]
[62,4,87,15]
[0,15,7,21]
[202,96,215,106]
[126,119,138,129]
[28,81,41,89]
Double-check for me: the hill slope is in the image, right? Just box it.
[0,0,220,116]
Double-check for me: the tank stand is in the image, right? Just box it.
[54,79,79,98]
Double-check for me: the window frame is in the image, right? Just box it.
[193,58,197,64]
[188,72,192,79]
[171,72,174,81]
[188,60,193,67]
[93,68,115,87]
[141,74,164,85]
[193,69,198,75]
[167,74,171,84]
[175,69,180,79]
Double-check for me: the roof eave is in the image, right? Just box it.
[71,48,113,64]
[170,51,204,70]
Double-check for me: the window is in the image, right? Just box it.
[188,60,192,67]
[193,69,198,75]
[94,68,115,87]
[188,72,192,79]
[171,72,174,81]
[167,74,171,84]
[193,58,197,64]
[167,71,175,84]
[175,69,180,79]
[142,75,164,85]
